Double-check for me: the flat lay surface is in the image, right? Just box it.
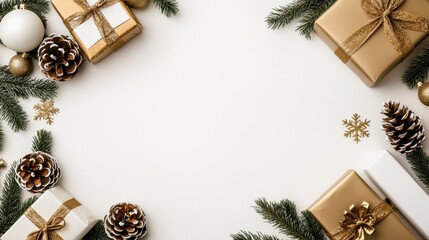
[1,0,429,239]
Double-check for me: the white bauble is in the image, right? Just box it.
[0,9,45,53]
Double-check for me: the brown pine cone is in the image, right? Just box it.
[104,202,148,240]
[38,33,83,81]
[381,101,426,154]
[15,151,61,193]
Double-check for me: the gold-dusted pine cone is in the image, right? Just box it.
[15,151,61,193]
[104,202,148,240]
[381,101,426,154]
[38,33,83,81]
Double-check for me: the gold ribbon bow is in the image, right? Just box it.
[25,198,81,240]
[330,201,393,240]
[335,0,429,63]
[66,0,120,46]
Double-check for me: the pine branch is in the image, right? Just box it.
[406,149,429,190]
[300,211,326,240]
[32,129,53,154]
[266,0,312,30]
[0,88,28,132]
[0,122,4,151]
[402,47,429,89]
[231,231,281,240]
[82,220,110,240]
[253,198,327,240]
[153,0,178,17]
[296,0,336,39]
[0,165,20,220]
[0,67,57,99]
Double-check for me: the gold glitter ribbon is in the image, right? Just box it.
[335,0,429,63]
[330,201,393,240]
[65,0,120,46]
[25,198,81,240]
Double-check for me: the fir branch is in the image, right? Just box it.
[0,165,20,221]
[82,220,110,240]
[0,66,57,99]
[402,47,429,89]
[0,88,28,132]
[32,129,53,154]
[406,149,429,189]
[232,231,281,240]
[0,122,3,151]
[153,0,178,17]
[266,0,312,30]
[296,0,336,39]
[300,211,326,240]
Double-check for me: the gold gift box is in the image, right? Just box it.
[51,0,142,63]
[308,171,419,239]
[314,0,429,87]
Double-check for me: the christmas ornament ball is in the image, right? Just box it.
[0,159,5,168]
[9,53,32,76]
[0,9,45,53]
[124,0,149,9]
[418,82,429,106]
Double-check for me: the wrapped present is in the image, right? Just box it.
[2,186,97,240]
[314,0,429,87]
[308,170,419,240]
[365,151,429,239]
[51,0,142,63]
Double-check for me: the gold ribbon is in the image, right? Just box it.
[335,0,429,63]
[25,198,81,240]
[65,0,120,46]
[330,201,393,240]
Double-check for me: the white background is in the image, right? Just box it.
[1,0,429,239]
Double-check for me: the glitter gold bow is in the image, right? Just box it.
[25,198,81,240]
[335,0,429,63]
[66,0,120,46]
[330,201,393,240]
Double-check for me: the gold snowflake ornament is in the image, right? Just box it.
[342,113,370,143]
[34,99,60,125]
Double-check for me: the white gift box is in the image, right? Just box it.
[2,186,97,240]
[365,151,429,239]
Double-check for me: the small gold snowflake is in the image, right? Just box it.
[342,113,370,143]
[34,99,60,125]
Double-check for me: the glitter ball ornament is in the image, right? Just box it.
[38,34,83,81]
[418,82,429,106]
[0,7,45,53]
[9,53,32,76]
[124,0,149,9]
[15,151,61,193]
[104,202,148,240]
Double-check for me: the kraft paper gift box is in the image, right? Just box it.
[308,170,419,240]
[51,0,142,63]
[2,186,97,240]
[365,151,429,239]
[314,0,429,87]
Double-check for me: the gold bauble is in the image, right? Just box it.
[124,0,149,9]
[418,82,429,106]
[0,159,6,168]
[9,53,32,76]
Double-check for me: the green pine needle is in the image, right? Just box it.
[406,149,429,190]
[32,129,53,154]
[0,88,28,132]
[82,220,110,240]
[232,231,281,240]
[233,198,327,240]
[266,0,336,38]
[153,0,178,17]
[266,0,312,30]
[402,47,429,89]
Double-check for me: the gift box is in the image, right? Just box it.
[314,0,429,87]
[2,186,97,240]
[308,170,419,240]
[365,151,429,239]
[51,0,142,63]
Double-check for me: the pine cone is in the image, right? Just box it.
[15,151,61,193]
[38,33,83,81]
[104,202,147,240]
[381,101,426,154]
